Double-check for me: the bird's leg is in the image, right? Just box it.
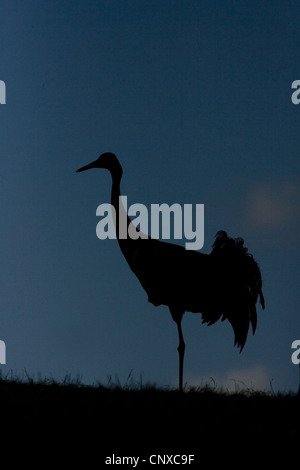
[170,310,185,393]
[176,319,185,393]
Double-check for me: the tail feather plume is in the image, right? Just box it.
[202,231,265,351]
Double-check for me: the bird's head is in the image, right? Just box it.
[76,152,122,178]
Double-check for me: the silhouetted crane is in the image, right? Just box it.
[77,152,265,392]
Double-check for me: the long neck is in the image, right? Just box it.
[109,165,149,260]
[110,169,137,257]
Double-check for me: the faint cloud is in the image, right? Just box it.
[188,364,271,392]
[247,180,299,228]
[218,364,271,392]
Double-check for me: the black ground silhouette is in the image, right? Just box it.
[1,377,299,465]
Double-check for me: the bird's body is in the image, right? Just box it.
[122,234,263,349]
[77,152,265,391]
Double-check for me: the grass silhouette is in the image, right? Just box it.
[1,373,299,465]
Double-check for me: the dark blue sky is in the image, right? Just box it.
[1,0,300,392]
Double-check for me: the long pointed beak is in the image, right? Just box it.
[76,160,97,172]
